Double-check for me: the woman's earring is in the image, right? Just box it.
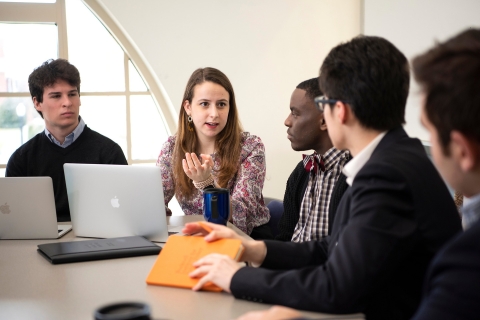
[187,115,194,132]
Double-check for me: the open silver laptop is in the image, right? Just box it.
[0,177,72,239]
[64,164,171,242]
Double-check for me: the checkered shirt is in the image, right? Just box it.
[291,147,349,242]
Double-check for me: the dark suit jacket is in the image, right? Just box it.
[276,159,350,241]
[412,218,480,320]
[230,127,462,320]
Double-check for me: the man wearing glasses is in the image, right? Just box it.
[183,35,461,320]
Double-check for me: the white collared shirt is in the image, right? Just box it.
[44,117,85,148]
[343,131,387,186]
[461,192,480,230]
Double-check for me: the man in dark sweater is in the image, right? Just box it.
[6,59,127,222]
[276,78,350,241]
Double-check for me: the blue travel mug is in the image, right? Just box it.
[203,188,230,225]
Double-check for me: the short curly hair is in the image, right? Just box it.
[296,77,323,101]
[28,59,81,118]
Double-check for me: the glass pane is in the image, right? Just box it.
[0,23,57,93]
[79,96,127,156]
[169,196,184,216]
[130,95,168,160]
[66,1,125,92]
[0,97,43,164]
[129,60,147,92]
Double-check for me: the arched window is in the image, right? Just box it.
[0,0,175,177]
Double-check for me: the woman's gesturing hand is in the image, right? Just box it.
[182,153,214,183]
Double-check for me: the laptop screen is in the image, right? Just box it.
[0,177,70,239]
[64,164,168,242]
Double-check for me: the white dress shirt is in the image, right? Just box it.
[342,131,387,186]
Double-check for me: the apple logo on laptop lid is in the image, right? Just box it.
[0,203,10,214]
[111,196,120,208]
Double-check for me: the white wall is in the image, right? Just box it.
[97,0,361,199]
[364,0,480,141]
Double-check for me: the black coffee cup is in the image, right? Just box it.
[94,302,151,320]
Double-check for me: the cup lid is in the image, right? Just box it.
[203,187,229,194]
[94,302,150,320]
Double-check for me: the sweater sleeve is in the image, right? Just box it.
[275,162,306,241]
[105,143,128,165]
[5,148,26,177]
[229,134,269,235]
[156,136,176,216]
[327,173,348,235]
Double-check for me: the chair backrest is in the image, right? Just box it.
[264,197,283,238]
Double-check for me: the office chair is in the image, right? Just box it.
[264,197,283,238]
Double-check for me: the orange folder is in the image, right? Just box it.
[146,234,244,292]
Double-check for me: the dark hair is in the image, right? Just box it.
[28,59,81,118]
[173,67,243,199]
[319,35,409,131]
[296,77,323,101]
[413,28,480,155]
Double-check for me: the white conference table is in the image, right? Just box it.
[0,215,364,320]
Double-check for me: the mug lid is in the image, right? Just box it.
[203,187,229,194]
[94,302,150,320]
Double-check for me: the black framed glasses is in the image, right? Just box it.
[314,96,343,112]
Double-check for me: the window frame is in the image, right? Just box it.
[0,0,175,169]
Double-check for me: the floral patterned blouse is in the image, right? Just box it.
[156,132,270,235]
